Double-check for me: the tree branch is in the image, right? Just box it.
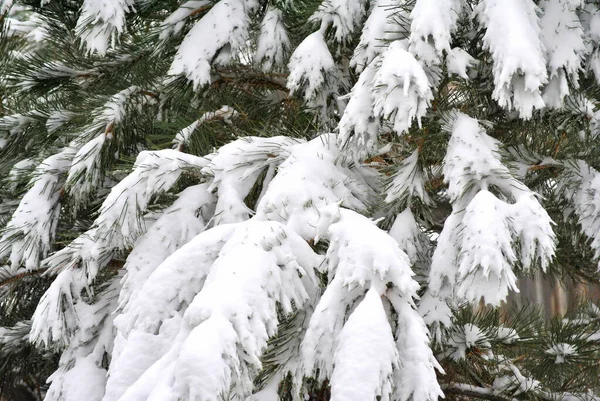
[442,384,518,401]
[213,66,289,92]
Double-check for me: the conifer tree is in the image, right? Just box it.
[2,0,600,401]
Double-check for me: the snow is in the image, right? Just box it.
[545,342,577,364]
[254,8,290,72]
[168,0,256,89]
[443,112,509,202]
[287,31,338,111]
[65,134,107,206]
[448,323,490,361]
[44,276,121,401]
[173,106,239,149]
[30,150,212,349]
[0,146,76,270]
[390,296,444,401]
[0,320,30,349]
[475,0,548,118]
[89,149,209,249]
[0,113,36,135]
[409,0,462,67]
[495,326,519,344]
[1,0,14,14]
[46,355,108,401]
[75,0,135,55]
[561,160,600,259]
[65,86,143,208]
[173,314,240,401]
[385,150,431,206]
[372,41,433,135]
[302,209,419,381]
[46,110,77,134]
[104,223,236,401]
[389,209,425,264]
[427,112,555,311]
[446,47,476,80]
[173,121,200,151]
[539,0,586,108]
[116,224,236,336]
[310,0,367,43]
[110,220,319,401]
[351,0,405,72]
[255,135,374,241]
[7,158,35,189]
[203,136,301,225]
[116,184,215,312]
[337,59,380,158]
[509,193,555,271]
[493,362,541,396]
[330,288,397,401]
[159,1,212,40]
[456,190,518,305]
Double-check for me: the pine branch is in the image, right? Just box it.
[442,384,518,401]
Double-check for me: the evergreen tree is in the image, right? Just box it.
[1,0,600,400]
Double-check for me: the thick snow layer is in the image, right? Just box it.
[31,150,211,349]
[351,0,404,72]
[330,288,397,401]
[0,146,76,270]
[89,149,209,249]
[173,314,240,401]
[75,0,135,55]
[390,295,444,401]
[389,208,425,264]
[372,41,433,134]
[117,184,215,312]
[169,0,256,89]
[446,47,476,80]
[110,220,319,401]
[539,0,586,108]
[475,0,548,118]
[428,112,555,311]
[310,0,367,43]
[302,209,417,379]
[456,190,518,305]
[254,8,290,72]
[443,112,509,202]
[44,277,121,401]
[337,59,380,158]
[255,135,374,241]
[509,193,555,271]
[203,136,300,225]
[563,161,600,259]
[409,0,462,66]
[287,31,337,108]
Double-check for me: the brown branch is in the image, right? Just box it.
[0,270,46,288]
[553,131,567,158]
[104,121,115,137]
[188,4,213,18]
[213,66,289,92]
[140,90,159,100]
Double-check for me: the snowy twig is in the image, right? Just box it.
[442,384,518,401]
